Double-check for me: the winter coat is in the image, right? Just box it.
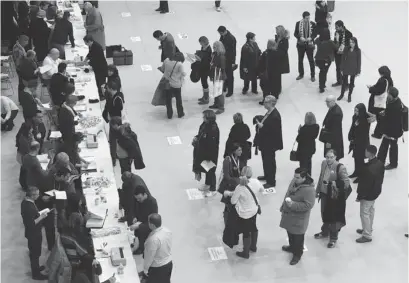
[85,7,105,50]
[239,41,261,81]
[368,76,393,113]
[348,115,370,159]
[115,126,145,169]
[341,47,361,76]
[224,122,251,161]
[258,49,282,91]
[296,124,320,159]
[218,155,244,204]
[29,18,50,61]
[192,121,220,173]
[383,97,404,138]
[280,177,316,234]
[102,91,124,123]
[275,34,290,74]
[209,53,226,81]
[198,45,212,75]
[357,158,384,201]
[322,104,344,159]
[257,108,283,152]
[314,39,338,62]
[220,30,237,64]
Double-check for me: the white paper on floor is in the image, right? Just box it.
[186,189,204,200]
[167,136,182,145]
[121,12,131,17]
[208,247,228,261]
[140,65,152,72]
[286,238,308,252]
[178,33,188,39]
[130,36,141,42]
[262,187,276,195]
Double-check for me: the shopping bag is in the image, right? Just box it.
[211,67,223,98]
[151,77,167,106]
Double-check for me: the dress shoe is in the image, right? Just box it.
[226,93,233,97]
[290,256,301,265]
[198,99,209,105]
[216,7,221,12]
[314,232,328,239]
[178,113,185,118]
[353,178,359,184]
[371,134,382,139]
[385,164,397,170]
[405,234,408,238]
[327,241,336,248]
[160,10,169,14]
[356,229,363,234]
[311,77,316,82]
[263,183,275,189]
[252,91,259,95]
[356,236,372,243]
[319,88,325,93]
[215,109,224,115]
[337,94,344,101]
[332,82,342,87]
[32,273,48,280]
[242,89,248,95]
[236,251,249,259]
[296,75,303,80]
[257,176,266,181]
[155,7,162,11]
[282,245,292,253]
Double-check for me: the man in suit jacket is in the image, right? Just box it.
[84,2,105,50]
[356,145,384,243]
[332,20,353,86]
[218,26,237,97]
[255,95,283,188]
[84,34,108,100]
[153,30,176,62]
[322,95,344,160]
[49,63,70,107]
[58,94,78,146]
[294,11,317,82]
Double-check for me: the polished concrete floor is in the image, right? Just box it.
[1,1,408,282]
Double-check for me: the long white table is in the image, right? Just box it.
[57,2,140,282]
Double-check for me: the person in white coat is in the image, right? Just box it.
[1,96,19,131]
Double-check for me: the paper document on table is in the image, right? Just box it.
[201,160,216,172]
[39,64,52,74]
[54,190,67,200]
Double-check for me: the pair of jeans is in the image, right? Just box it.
[360,200,375,239]
[316,60,331,89]
[297,45,315,77]
[1,110,18,130]
[341,74,355,88]
[215,1,221,7]
[261,149,276,186]
[372,107,385,137]
[287,231,305,258]
[243,79,257,93]
[334,53,342,83]
[119,157,132,174]
[223,63,234,94]
[205,167,216,191]
[147,261,173,283]
[159,0,169,12]
[299,156,312,176]
[378,137,398,167]
[165,87,184,118]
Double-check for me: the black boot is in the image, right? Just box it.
[348,85,354,102]
[250,231,258,252]
[236,236,251,259]
[337,83,347,101]
[199,88,209,104]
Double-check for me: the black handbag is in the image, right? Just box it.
[319,128,331,143]
[335,163,353,200]
[290,140,298,161]
[245,185,261,215]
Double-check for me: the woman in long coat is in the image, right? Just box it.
[275,25,290,77]
[322,98,344,160]
[338,37,361,102]
[29,10,50,62]
[192,110,220,195]
[239,32,261,95]
[197,36,213,104]
[258,39,282,103]
[296,112,320,176]
[224,113,251,165]
[348,103,371,183]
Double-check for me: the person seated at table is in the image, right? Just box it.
[1,96,19,131]
[49,63,71,107]
[49,11,75,60]
[102,81,124,123]
[129,185,159,255]
[42,48,62,82]
[58,93,78,146]
[18,50,40,91]
[83,34,108,100]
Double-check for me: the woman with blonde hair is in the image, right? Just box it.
[223,166,263,259]
[209,41,227,114]
[258,39,282,103]
[295,112,320,175]
[275,25,290,77]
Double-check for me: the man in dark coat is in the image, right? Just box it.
[321,95,344,160]
[294,11,317,82]
[315,1,329,35]
[83,34,108,100]
[218,26,237,97]
[28,9,50,62]
[58,94,78,146]
[49,11,75,59]
[377,87,403,170]
[255,95,283,188]
[240,32,261,95]
[332,20,353,87]
[50,63,70,107]
[356,145,384,243]
[153,30,176,62]
[102,81,124,123]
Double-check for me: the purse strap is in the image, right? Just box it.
[169,62,177,80]
[245,185,259,206]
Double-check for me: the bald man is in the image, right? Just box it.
[255,95,283,189]
[321,95,344,160]
[42,48,62,80]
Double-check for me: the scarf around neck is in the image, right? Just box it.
[299,20,312,39]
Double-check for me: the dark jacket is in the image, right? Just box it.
[218,155,244,203]
[133,195,158,224]
[322,104,344,159]
[58,104,78,144]
[275,35,290,74]
[106,74,122,91]
[384,98,404,138]
[50,72,70,106]
[334,28,353,53]
[102,91,124,122]
[296,124,320,158]
[16,131,32,156]
[121,173,150,226]
[368,76,393,113]
[209,53,226,81]
[115,126,145,170]
[193,122,220,173]
[258,49,282,92]
[19,57,38,81]
[348,115,370,158]
[224,122,251,161]
[314,39,338,62]
[239,41,261,81]
[341,47,361,76]
[22,154,48,189]
[160,32,176,62]
[86,41,108,77]
[294,20,318,46]
[257,108,283,152]
[21,199,42,240]
[357,158,384,201]
[51,18,75,46]
[20,91,39,119]
[315,1,328,24]
[29,17,50,61]
[220,31,237,64]
[197,45,212,75]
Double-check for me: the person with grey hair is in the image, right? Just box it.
[254,95,283,189]
[321,95,344,160]
[19,50,40,90]
[224,113,251,165]
[84,1,106,50]
[28,8,50,62]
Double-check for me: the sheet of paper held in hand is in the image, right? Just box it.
[200,160,216,172]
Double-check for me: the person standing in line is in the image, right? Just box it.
[153,30,176,63]
[139,214,173,283]
[217,26,237,97]
[377,87,403,170]
[28,9,50,62]
[19,50,40,91]
[280,168,315,265]
[296,112,320,176]
[12,35,29,100]
[49,63,71,107]
[155,1,169,14]
[347,103,371,183]
[1,96,19,131]
[239,32,261,95]
[84,2,106,50]
[275,25,290,92]
[192,110,220,196]
[314,149,350,248]
[16,122,34,190]
[332,20,353,87]
[83,35,108,100]
[321,95,344,161]
[49,11,75,60]
[315,1,328,36]
[197,36,212,105]
[314,28,338,93]
[208,41,227,114]
[21,186,49,280]
[58,93,78,147]
[338,37,361,102]
[105,64,122,92]
[224,113,251,166]
[356,145,384,243]
[255,95,283,189]
[215,1,221,11]
[258,39,282,103]
[294,12,317,82]
[367,66,394,139]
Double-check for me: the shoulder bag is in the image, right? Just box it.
[245,185,261,215]
[164,62,178,90]
[335,163,352,199]
[290,139,298,161]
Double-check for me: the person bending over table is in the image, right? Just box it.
[1,96,19,131]
[129,185,159,255]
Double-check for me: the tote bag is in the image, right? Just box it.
[211,67,223,99]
